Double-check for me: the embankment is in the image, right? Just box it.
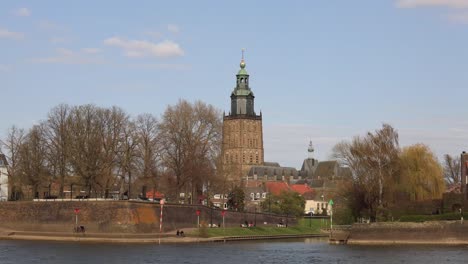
[0,201,295,234]
[348,221,468,245]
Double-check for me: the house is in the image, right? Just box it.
[0,154,8,201]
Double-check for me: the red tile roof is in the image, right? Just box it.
[265,182,290,196]
[290,184,313,195]
[146,190,165,199]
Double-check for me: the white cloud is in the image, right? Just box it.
[396,0,468,8]
[167,24,180,33]
[29,48,104,64]
[13,7,31,17]
[104,37,184,58]
[396,0,468,24]
[0,28,24,39]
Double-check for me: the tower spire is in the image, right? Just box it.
[308,140,314,159]
[240,48,246,69]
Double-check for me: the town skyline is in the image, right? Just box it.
[1,1,468,168]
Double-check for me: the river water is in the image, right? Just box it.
[1,238,468,264]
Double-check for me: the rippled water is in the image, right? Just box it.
[1,238,468,264]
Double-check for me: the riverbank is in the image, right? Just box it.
[347,221,468,245]
[0,229,327,244]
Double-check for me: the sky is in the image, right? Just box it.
[1,0,468,168]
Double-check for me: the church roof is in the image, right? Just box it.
[314,160,338,178]
[263,162,280,167]
[248,165,299,177]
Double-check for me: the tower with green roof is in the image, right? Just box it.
[221,53,264,184]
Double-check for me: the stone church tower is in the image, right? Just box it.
[221,55,264,183]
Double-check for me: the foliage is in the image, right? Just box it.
[333,124,400,222]
[227,185,245,211]
[399,144,445,201]
[333,124,445,222]
[260,191,306,217]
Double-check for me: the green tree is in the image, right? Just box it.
[227,185,245,211]
[400,144,445,201]
[261,191,305,217]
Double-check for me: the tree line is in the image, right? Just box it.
[332,123,462,222]
[0,100,223,202]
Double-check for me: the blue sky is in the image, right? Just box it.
[1,0,468,168]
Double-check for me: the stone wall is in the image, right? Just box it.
[0,201,295,233]
[349,221,468,244]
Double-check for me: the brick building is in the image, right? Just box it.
[221,55,264,184]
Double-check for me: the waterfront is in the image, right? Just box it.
[1,238,468,264]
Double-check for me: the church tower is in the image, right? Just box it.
[221,53,264,183]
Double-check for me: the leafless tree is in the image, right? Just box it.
[67,105,105,196]
[443,154,460,185]
[158,100,222,203]
[134,113,160,199]
[333,124,400,221]
[18,125,50,199]
[42,104,71,198]
[0,126,25,200]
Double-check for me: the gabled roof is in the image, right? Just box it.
[265,182,290,196]
[290,184,313,195]
[314,160,338,178]
[301,158,317,174]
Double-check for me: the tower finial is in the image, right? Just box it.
[240,48,246,69]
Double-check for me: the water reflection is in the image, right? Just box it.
[0,239,467,264]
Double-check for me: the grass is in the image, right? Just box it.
[190,218,325,238]
[399,212,467,222]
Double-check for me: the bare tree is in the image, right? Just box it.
[68,105,105,196]
[0,126,25,200]
[98,106,128,198]
[333,124,400,221]
[19,125,50,199]
[134,113,160,199]
[159,99,222,203]
[443,154,460,185]
[43,104,71,198]
[117,119,138,199]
